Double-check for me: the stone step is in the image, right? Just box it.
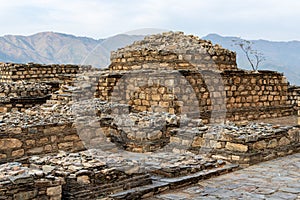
[109,164,239,200]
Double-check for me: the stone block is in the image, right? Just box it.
[47,186,62,196]
[28,147,44,154]
[147,131,163,140]
[191,137,203,147]
[142,100,150,106]
[51,136,57,142]
[225,142,248,152]
[44,145,53,151]
[64,135,79,141]
[253,140,267,150]
[37,137,49,145]
[278,137,290,146]
[12,149,25,157]
[0,153,7,159]
[151,94,161,101]
[58,142,74,149]
[14,190,38,200]
[77,175,90,184]
[0,138,22,150]
[44,126,65,134]
[231,155,240,161]
[159,101,170,107]
[26,140,36,146]
[267,139,278,148]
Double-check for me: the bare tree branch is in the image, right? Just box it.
[232,39,265,71]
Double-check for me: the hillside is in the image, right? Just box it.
[0,32,144,68]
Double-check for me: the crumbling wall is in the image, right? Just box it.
[0,163,63,200]
[195,122,300,167]
[0,123,85,164]
[0,63,102,112]
[223,70,293,121]
[0,81,52,112]
[110,32,237,72]
[0,63,81,83]
[288,86,300,114]
[97,69,293,123]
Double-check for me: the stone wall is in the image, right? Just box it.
[0,96,51,113]
[196,122,300,167]
[0,163,63,200]
[0,63,103,113]
[288,86,300,114]
[97,69,294,123]
[0,123,85,164]
[28,151,152,200]
[0,63,81,84]
[110,32,237,72]
[0,81,52,113]
[223,70,293,121]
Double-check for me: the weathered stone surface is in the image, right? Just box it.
[28,147,44,154]
[225,142,248,152]
[267,139,278,148]
[42,165,56,174]
[0,138,22,150]
[151,153,300,200]
[13,190,38,200]
[77,175,90,184]
[278,137,290,146]
[191,137,203,147]
[0,153,6,159]
[253,140,267,150]
[12,149,25,157]
[58,142,73,149]
[47,186,62,196]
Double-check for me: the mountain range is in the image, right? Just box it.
[0,31,299,85]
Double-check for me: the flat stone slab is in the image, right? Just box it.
[148,153,300,200]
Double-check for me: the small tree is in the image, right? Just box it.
[233,39,265,71]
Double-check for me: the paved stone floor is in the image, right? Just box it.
[148,153,300,200]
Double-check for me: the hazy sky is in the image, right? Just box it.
[0,0,299,41]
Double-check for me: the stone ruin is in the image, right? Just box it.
[0,31,299,199]
[98,32,298,122]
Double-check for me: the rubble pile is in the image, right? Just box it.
[0,81,52,102]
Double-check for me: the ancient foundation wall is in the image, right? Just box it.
[0,96,51,113]
[223,70,293,121]
[288,86,300,113]
[97,69,294,123]
[0,82,53,113]
[0,63,82,83]
[0,170,63,200]
[200,126,300,167]
[0,123,85,164]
